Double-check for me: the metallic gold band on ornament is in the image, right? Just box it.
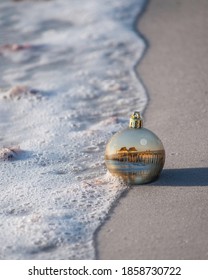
[129,111,143,129]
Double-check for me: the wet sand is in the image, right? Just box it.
[96,0,208,259]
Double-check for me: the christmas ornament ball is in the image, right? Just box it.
[105,112,165,184]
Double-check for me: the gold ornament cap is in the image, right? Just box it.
[129,111,143,128]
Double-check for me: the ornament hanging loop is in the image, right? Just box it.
[129,111,143,129]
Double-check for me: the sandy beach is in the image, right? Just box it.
[96,0,208,259]
[1,0,208,260]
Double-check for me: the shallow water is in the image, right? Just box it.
[0,0,147,259]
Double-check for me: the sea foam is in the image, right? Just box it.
[0,0,147,259]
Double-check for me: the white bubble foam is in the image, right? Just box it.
[0,0,147,259]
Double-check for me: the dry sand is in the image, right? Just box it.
[96,0,208,259]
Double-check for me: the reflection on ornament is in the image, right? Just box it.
[105,112,165,184]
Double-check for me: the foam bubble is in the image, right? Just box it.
[0,0,147,259]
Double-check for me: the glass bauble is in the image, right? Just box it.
[105,112,165,184]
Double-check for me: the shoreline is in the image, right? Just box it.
[0,0,148,259]
[96,0,208,259]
